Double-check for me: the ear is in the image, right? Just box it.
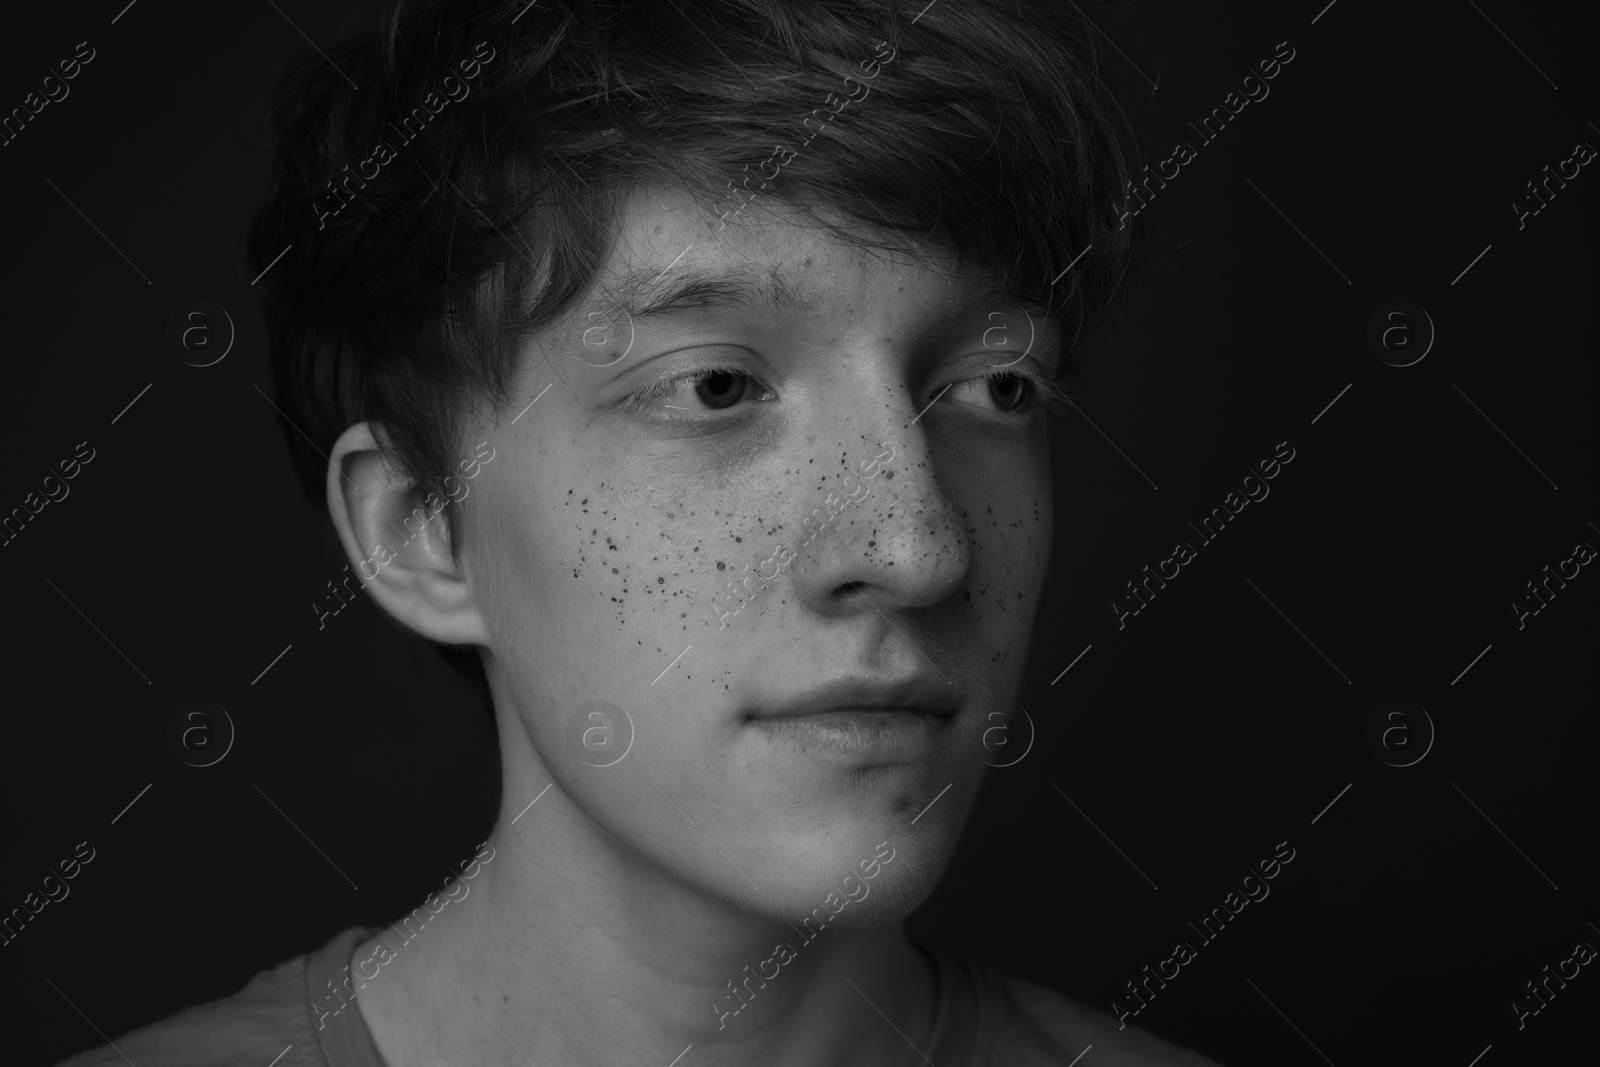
[326,422,490,646]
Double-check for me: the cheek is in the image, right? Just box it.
[557,482,712,639]
[543,469,759,665]
[954,451,1051,631]
[493,470,739,772]
[488,427,789,706]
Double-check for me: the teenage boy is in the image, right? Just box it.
[62,1,1220,1064]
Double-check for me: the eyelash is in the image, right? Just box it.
[616,365,771,414]
[616,362,1069,417]
[952,365,1068,418]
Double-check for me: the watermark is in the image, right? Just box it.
[712,840,897,1029]
[313,841,497,1028]
[1508,928,1594,1031]
[167,300,235,367]
[1116,40,1297,231]
[716,39,900,230]
[575,307,635,368]
[0,840,96,949]
[1509,136,1594,231]
[566,699,634,767]
[1110,441,1296,629]
[0,440,97,550]
[1366,300,1434,368]
[710,441,897,628]
[1111,840,1296,1030]
[166,700,236,768]
[1366,699,1433,768]
[1508,533,1594,631]
[0,40,96,150]
[312,40,501,230]
[981,703,1034,768]
[979,306,1038,370]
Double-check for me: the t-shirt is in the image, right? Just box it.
[53,927,1223,1066]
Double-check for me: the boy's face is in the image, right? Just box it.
[464,186,1057,922]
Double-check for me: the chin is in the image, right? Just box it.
[812,868,942,933]
[749,831,950,934]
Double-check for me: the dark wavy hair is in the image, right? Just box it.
[246,0,1138,707]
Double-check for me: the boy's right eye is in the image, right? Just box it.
[619,367,776,416]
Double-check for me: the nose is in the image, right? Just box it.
[784,409,972,618]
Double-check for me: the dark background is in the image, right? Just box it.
[2,1,1594,1064]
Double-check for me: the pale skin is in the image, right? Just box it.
[326,185,1059,1066]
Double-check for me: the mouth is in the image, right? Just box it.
[744,676,961,764]
[747,675,961,722]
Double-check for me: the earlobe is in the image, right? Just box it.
[325,422,492,648]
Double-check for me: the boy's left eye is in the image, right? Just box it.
[942,370,1040,414]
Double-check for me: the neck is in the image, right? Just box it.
[352,760,938,1067]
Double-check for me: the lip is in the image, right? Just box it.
[750,709,951,764]
[747,676,961,722]
[744,676,962,765]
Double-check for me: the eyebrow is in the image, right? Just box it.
[598,260,1058,328]
[939,277,1058,325]
[601,264,797,321]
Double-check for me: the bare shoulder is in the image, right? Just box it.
[994,971,1227,1067]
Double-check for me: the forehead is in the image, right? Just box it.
[588,187,1049,327]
